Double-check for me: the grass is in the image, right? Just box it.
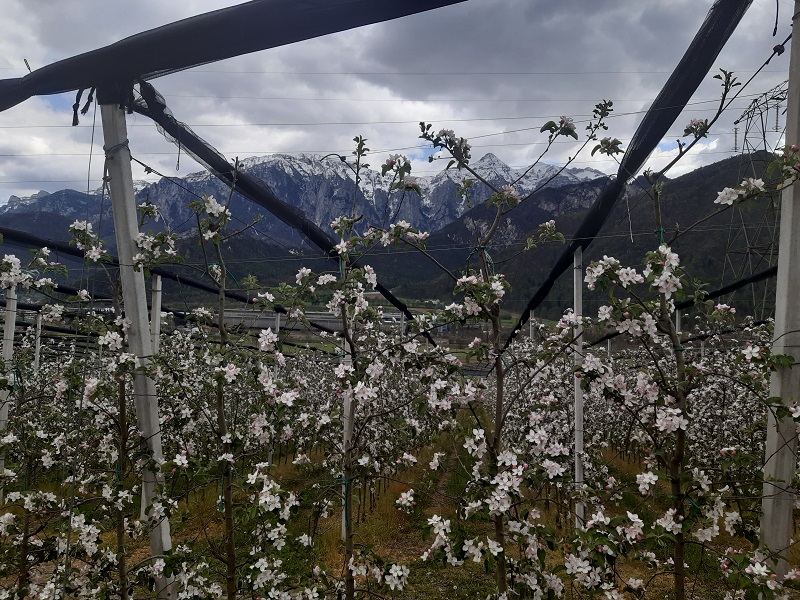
[404,561,497,599]
[12,442,800,598]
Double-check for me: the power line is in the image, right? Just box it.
[170,222,778,267]
[151,92,768,103]
[0,104,757,130]
[0,132,755,159]
[0,145,752,185]
[0,64,788,75]
[0,93,767,131]
[149,68,792,76]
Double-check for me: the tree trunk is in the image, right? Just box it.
[118,378,129,600]
[343,462,355,600]
[212,245,237,599]
[18,501,30,597]
[491,313,508,594]
[217,383,237,600]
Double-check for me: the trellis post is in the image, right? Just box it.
[761,2,800,576]
[573,248,585,526]
[0,285,17,506]
[99,91,174,597]
[529,308,534,339]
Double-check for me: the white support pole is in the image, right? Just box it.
[272,312,282,379]
[529,308,534,339]
[0,285,17,506]
[33,312,42,373]
[150,275,162,354]
[99,97,174,597]
[573,248,585,527]
[761,5,800,575]
[673,309,682,360]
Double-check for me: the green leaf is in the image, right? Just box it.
[484,555,494,573]
[766,160,781,180]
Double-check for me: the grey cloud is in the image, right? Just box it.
[0,0,792,203]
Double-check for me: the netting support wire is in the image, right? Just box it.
[761,0,800,577]
[0,284,17,506]
[98,90,175,598]
[572,249,585,528]
[503,0,754,351]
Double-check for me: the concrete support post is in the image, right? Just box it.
[100,99,173,597]
[761,3,800,576]
[573,248,585,527]
[0,285,17,506]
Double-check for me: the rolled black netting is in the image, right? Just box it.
[0,224,241,302]
[504,0,754,348]
[0,0,465,113]
[674,264,777,311]
[132,80,428,336]
[587,264,778,348]
[0,224,343,334]
[133,81,338,258]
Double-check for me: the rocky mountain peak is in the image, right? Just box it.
[1,152,608,247]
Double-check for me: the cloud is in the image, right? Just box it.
[0,0,791,205]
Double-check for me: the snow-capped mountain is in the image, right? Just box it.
[0,153,607,249]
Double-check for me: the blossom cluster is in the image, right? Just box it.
[714,177,765,206]
[0,250,62,290]
[69,220,107,262]
[133,230,178,271]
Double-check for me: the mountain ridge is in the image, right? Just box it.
[0,151,779,320]
[0,152,606,249]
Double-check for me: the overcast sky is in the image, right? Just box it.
[0,0,792,204]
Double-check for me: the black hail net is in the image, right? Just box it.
[132,80,429,339]
[505,0,754,349]
[0,225,342,334]
[0,0,466,113]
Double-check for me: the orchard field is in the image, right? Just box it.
[1,93,800,600]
